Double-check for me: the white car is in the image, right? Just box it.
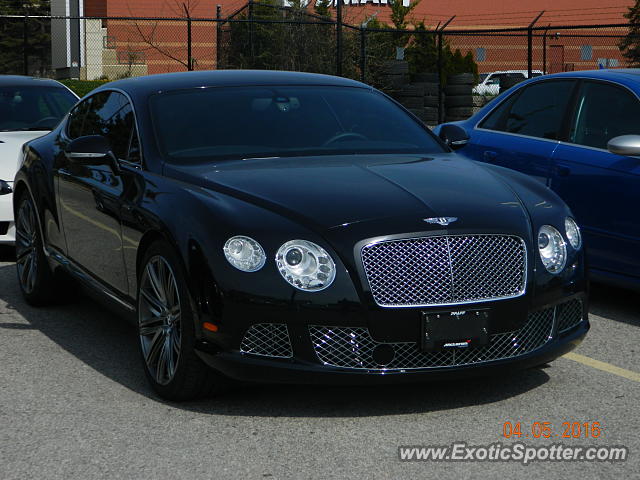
[473,70,544,96]
[0,76,78,244]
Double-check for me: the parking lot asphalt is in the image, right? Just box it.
[0,245,638,479]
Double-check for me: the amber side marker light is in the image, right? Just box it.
[203,322,219,332]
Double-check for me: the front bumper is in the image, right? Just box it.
[196,295,589,385]
[0,188,15,245]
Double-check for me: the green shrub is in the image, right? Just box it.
[60,79,109,97]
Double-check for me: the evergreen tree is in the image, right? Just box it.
[619,1,640,66]
[0,0,51,75]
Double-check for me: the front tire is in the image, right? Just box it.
[15,193,55,306]
[137,240,227,401]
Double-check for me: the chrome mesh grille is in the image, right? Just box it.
[361,235,526,307]
[240,323,293,358]
[556,299,583,333]
[309,307,555,370]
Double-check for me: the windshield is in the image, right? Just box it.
[0,85,77,132]
[150,86,445,162]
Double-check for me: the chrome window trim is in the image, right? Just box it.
[359,233,528,309]
[473,128,562,145]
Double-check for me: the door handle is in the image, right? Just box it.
[483,151,497,162]
[554,165,571,177]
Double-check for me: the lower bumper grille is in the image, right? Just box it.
[556,299,584,333]
[309,299,583,370]
[240,323,293,358]
[0,222,9,236]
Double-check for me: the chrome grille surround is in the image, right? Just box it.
[240,323,293,358]
[556,298,584,333]
[360,234,527,308]
[308,304,574,371]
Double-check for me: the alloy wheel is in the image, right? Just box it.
[138,255,182,386]
[15,199,38,294]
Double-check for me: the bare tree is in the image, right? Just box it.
[127,0,201,71]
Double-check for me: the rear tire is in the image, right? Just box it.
[137,240,229,401]
[15,193,56,306]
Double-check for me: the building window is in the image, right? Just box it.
[581,45,593,61]
[476,47,486,62]
[597,58,619,68]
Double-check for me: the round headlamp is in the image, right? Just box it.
[538,225,567,274]
[565,217,582,250]
[223,236,266,272]
[276,240,336,291]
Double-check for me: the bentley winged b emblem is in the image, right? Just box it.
[423,217,458,226]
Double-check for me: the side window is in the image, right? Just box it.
[67,99,90,139]
[82,91,139,162]
[478,93,518,131]
[486,74,500,86]
[569,81,640,150]
[480,80,575,140]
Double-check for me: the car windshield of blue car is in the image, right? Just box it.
[150,86,446,162]
[0,86,77,132]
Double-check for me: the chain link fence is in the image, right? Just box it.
[1,4,639,124]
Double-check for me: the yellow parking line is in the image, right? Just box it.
[564,352,640,383]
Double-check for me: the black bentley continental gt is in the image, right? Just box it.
[13,71,588,400]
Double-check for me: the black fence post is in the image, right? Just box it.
[542,25,550,74]
[360,27,366,83]
[437,16,455,124]
[183,3,193,71]
[437,31,443,123]
[23,12,29,76]
[248,0,254,65]
[528,11,545,77]
[216,5,222,69]
[336,0,343,76]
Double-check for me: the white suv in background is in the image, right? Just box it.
[0,76,77,244]
[473,70,544,95]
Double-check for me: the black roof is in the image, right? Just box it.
[0,75,69,88]
[96,70,370,96]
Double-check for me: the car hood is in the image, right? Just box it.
[0,131,49,182]
[166,154,533,239]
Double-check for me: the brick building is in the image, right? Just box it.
[51,0,635,79]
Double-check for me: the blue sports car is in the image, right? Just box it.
[436,69,640,290]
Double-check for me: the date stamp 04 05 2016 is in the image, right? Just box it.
[502,421,602,440]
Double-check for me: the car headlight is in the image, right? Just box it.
[538,225,567,274]
[223,235,266,272]
[565,217,582,250]
[276,240,336,291]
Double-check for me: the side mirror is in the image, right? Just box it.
[607,135,640,156]
[65,135,120,173]
[439,124,470,150]
[0,180,12,196]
